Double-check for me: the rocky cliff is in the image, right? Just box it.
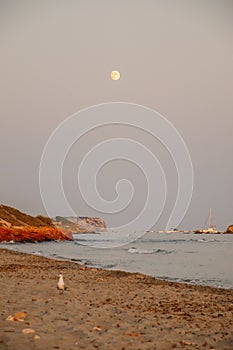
[0,204,107,242]
[0,226,72,243]
[0,204,72,242]
[54,216,107,233]
[0,205,54,228]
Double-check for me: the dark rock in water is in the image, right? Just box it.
[226,225,233,233]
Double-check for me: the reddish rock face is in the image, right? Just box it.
[0,226,73,243]
[0,203,106,241]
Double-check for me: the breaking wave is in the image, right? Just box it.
[127,247,174,255]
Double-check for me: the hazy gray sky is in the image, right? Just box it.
[0,0,233,230]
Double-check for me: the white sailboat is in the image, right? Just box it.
[196,208,219,234]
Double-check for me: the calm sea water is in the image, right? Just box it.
[2,232,233,289]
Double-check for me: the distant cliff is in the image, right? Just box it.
[54,216,107,234]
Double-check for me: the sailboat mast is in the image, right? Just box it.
[209,208,212,228]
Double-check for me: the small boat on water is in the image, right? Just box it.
[194,208,220,234]
[165,228,181,233]
[157,229,190,233]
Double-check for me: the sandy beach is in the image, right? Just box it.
[0,248,233,350]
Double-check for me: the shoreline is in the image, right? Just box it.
[3,246,229,293]
[1,248,233,350]
[1,246,232,295]
[2,241,233,291]
[31,254,233,292]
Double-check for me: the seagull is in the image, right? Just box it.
[57,273,65,293]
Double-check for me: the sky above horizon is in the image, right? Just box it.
[0,0,233,231]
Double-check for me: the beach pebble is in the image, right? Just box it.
[6,315,18,322]
[124,332,141,337]
[15,312,27,320]
[93,326,102,331]
[3,327,15,332]
[34,335,40,340]
[6,312,26,322]
[79,266,86,271]
[22,328,35,334]
[180,340,193,346]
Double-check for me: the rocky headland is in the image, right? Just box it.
[0,204,54,228]
[0,204,107,243]
[54,216,107,234]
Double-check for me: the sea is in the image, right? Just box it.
[1,232,233,290]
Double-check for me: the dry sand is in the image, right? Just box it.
[0,248,233,350]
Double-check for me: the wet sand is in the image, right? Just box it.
[0,248,233,350]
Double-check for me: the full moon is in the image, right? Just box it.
[110,70,120,81]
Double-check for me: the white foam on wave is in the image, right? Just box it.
[127,247,155,254]
[127,247,174,255]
